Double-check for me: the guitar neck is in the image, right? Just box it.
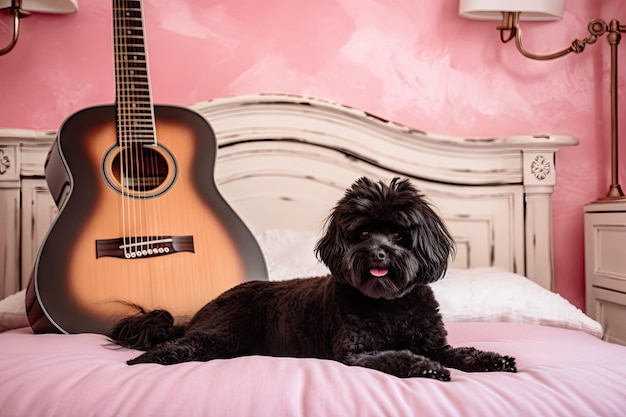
[113,0,156,145]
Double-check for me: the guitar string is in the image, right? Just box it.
[129,0,160,258]
[140,0,162,257]
[128,3,143,258]
[127,1,144,258]
[114,1,129,259]
[122,1,138,259]
[121,0,140,259]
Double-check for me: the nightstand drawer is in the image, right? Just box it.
[585,212,626,293]
[589,287,626,346]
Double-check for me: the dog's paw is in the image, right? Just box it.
[417,367,451,381]
[408,361,451,381]
[127,352,158,365]
[442,347,517,373]
[477,353,516,373]
[491,355,516,373]
[126,347,185,366]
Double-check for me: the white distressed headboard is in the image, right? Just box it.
[191,94,578,290]
[0,93,577,297]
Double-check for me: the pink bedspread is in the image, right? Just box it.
[1,322,625,417]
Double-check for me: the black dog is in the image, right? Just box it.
[111,177,516,380]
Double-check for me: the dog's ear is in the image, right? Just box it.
[314,212,347,275]
[314,178,369,274]
[388,178,455,283]
[411,203,455,284]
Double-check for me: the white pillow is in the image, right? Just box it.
[430,268,603,338]
[254,229,330,281]
[252,230,602,338]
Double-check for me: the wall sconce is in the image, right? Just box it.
[459,0,626,201]
[0,0,78,55]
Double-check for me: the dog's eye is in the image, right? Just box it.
[359,231,369,240]
[393,232,403,241]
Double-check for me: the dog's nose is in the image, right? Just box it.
[371,249,386,261]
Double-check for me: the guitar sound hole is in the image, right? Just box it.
[103,144,177,198]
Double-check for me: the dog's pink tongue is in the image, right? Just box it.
[370,268,388,277]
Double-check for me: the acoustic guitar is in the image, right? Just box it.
[25,0,267,335]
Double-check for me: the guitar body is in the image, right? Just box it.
[26,104,268,335]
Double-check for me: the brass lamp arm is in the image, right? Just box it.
[0,0,30,56]
[498,12,614,61]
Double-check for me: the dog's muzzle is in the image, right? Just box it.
[369,248,390,277]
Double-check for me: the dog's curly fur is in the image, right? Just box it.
[111,177,516,380]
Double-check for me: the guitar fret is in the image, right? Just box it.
[117,77,148,83]
[117,127,154,132]
[118,104,152,109]
[116,37,145,43]
[117,125,154,129]
[118,118,153,123]
[117,55,147,62]
[116,77,149,82]
[114,35,143,44]
[118,46,145,54]
[117,96,151,102]
[118,127,155,132]
[116,61,148,69]
[117,48,144,53]
[117,125,153,130]
[118,69,147,74]
[117,87,150,93]
[116,12,142,19]
[118,136,155,141]
[114,33,143,37]
[116,82,150,89]
[118,129,155,134]
[118,110,152,115]
[118,113,154,119]
[117,129,155,135]
[118,120,154,124]
[117,100,151,105]
[118,130,155,135]
[115,19,143,27]
[118,114,152,117]
[118,108,152,114]
[117,107,152,111]
[117,139,156,144]
[119,120,153,124]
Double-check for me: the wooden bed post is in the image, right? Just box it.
[522,149,558,290]
[517,134,578,290]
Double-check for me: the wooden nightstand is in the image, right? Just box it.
[585,201,626,345]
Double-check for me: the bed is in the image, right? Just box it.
[1,93,625,417]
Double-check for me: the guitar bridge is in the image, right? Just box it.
[95,236,194,259]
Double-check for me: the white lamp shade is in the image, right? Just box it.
[0,0,78,14]
[459,0,564,21]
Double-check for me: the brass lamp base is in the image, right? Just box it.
[597,184,626,202]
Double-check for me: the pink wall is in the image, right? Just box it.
[1,0,625,310]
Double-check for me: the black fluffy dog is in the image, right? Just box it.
[111,177,516,381]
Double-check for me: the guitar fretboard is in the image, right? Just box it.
[113,0,156,145]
